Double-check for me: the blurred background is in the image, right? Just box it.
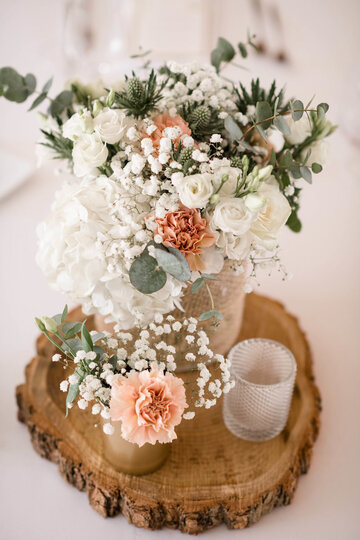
[0,1,359,539]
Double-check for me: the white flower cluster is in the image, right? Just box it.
[56,315,234,423]
[35,59,332,329]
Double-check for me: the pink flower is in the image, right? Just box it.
[145,113,192,152]
[110,363,187,446]
[155,206,215,271]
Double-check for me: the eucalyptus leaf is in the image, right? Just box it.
[300,166,312,184]
[91,332,105,343]
[50,90,73,116]
[199,309,224,321]
[129,252,167,294]
[61,304,68,323]
[63,322,83,338]
[42,77,53,94]
[191,277,205,294]
[28,92,47,111]
[202,273,220,281]
[269,149,276,166]
[216,37,235,62]
[279,150,293,168]
[289,165,302,179]
[109,355,118,370]
[224,115,242,140]
[210,48,222,72]
[81,322,93,352]
[274,115,291,135]
[238,42,248,58]
[255,124,267,141]
[52,313,63,325]
[63,337,83,354]
[292,100,304,121]
[286,211,302,233]
[311,162,323,174]
[24,73,36,94]
[0,67,29,103]
[66,383,79,416]
[255,101,272,129]
[155,246,190,282]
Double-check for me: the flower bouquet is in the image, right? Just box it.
[2,36,334,471]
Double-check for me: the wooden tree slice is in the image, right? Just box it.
[16,294,321,535]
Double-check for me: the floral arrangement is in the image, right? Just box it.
[35,306,233,445]
[1,36,334,445]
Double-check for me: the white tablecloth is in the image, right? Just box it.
[0,1,359,539]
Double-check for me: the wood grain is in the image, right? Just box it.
[16,293,321,535]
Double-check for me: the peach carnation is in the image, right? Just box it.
[110,363,187,446]
[146,113,191,151]
[156,207,215,271]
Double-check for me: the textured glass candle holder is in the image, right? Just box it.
[223,339,297,442]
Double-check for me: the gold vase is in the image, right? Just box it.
[101,419,170,475]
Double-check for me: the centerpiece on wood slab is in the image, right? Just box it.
[2,35,334,474]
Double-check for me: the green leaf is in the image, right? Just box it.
[224,115,242,140]
[91,332,105,343]
[274,115,291,135]
[42,77,53,94]
[255,101,273,129]
[279,150,293,168]
[269,149,276,166]
[66,383,79,416]
[255,124,267,141]
[62,321,83,339]
[217,37,235,62]
[311,162,323,174]
[63,337,83,354]
[129,252,167,294]
[155,246,191,282]
[191,277,205,294]
[109,355,118,370]
[50,90,73,116]
[289,165,302,179]
[210,48,222,72]
[81,322,93,352]
[300,166,312,184]
[292,100,304,121]
[202,274,220,281]
[238,42,248,58]
[52,313,63,325]
[0,67,29,103]
[199,309,224,321]
[317,102,329,118]
[61,304,68,323]
[28,92,47,111]
[286,211,302,233]
[24,73,36,94]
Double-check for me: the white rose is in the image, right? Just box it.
[301,139,329,167]
[211,197,255,235]
[215,231,251,261]
[63,111,94,141]
[250,178,291,250]
[94,107,131,144]
[213,166,242,197]
[285,115,312,145]
[177,173,213,208]
[72,133,108,177]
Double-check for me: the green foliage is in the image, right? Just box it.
[39,129,73,161]
[129,250,167,294]
[312,162,323,174]
[273,115,290,135]
[235,78,286,115]
[49,90,73,117]
[191,274,219,294]
[286,211,302,232]
[199,309,224,321]
[224,115,242,141]
[154,246,191,282]
[113,69,167,118]
[181,102,223,140]
[211,37,235,72]
[255,101,273,129]
[0,67,35,103]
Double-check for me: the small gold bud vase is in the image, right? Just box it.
[101,420,170,475]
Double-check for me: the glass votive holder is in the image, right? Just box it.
[223,338,297,442]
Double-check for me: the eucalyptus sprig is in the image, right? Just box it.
[35,305,106,415]
[113,69,167,118]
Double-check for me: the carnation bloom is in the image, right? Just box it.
[110,363,187,446]
[146,113,191,152]
[156,207,215,271]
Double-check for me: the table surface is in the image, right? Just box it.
[0,1,359,539]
